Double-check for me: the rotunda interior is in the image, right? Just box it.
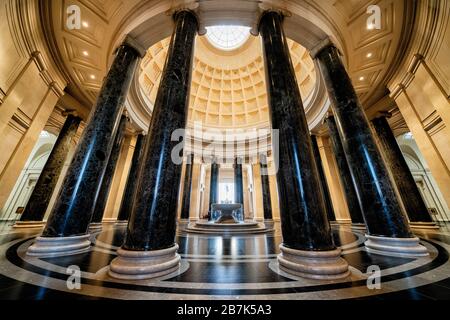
[0,0,450,303]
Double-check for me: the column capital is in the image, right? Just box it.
[309,38,336,60]
[61,109,81,119]
[122,35,147,58]
[168,8,201,33]
[372,111,392,120]
[256,9,290,34]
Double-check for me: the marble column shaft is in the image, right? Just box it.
[208,161,220,220]
[372,116,433,223]
[117,134,147,222]
[180,154,195,220]
[315,44,412,238]
[20,114,81,222]
[42,44,140,237]
[91,116,128,224]
[311,135,336,222]
[260,11,335,251]
[123,11,198,251]
[259,155,273,220]
[234,157,244,206]
[325,117,365,224]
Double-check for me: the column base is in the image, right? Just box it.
[351,223,367,230]
[115,220,128,226]
[410,222,440,230]
[13,221,46,229]
[89,223,103,231]
[278,245,350,280]
[109,244,181,280]
[264,219,275,228]
[27,234,91,257]
[365,235,429,257]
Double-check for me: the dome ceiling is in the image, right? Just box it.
[43,0,412,132]
[139,35,316,129]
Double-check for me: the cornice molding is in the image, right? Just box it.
[388,0,446,94]
[14,0,67,98]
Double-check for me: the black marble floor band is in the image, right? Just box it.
[311,135,336,222]
[259,155,273,220]
[91,115,128,224]
[41,44,140,238]
[234,157,244,210]
[325,116,365,224]
[372,115,434,223]
[20,114,81,222]
[117,134,147,222]
[122,10,198,252]
[259,11,335,252]
[208,160,220,221]
[180,154,195,220]
[315,44,413,239]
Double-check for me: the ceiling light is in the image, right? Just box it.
[359,76,365,81]
[367,24,374,30]
[82,51,89,56]
[206,25,251,51]
[366,52,373,58]
[82,21,89,28]
[90,75,96,80]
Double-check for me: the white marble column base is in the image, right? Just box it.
[278,245,350,280]
[109,244,181,280]
[365,234,429,257]
[27,234,91,257]
[351,223,367,230]
[264,219,275,228]
[13,221,46,229]
[410,222,440,230]
[89,223,103,231]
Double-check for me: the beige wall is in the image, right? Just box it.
[103,135,136,221]
[0,1,65,213]
[268,173,281,221]
[390,54,450,210]
[316,136,352,223]
[0,85,59,209]
[251,163,264,221]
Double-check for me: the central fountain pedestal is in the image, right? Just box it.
[185,203,273,234]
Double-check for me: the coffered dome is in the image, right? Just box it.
[139,33,317,129]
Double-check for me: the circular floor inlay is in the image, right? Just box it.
[0,226,449,300]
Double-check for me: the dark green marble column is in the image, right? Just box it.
[208,160,220,221]
[311,135,336,222]
[180,154,195,220]
[259,11,349,279]
[314,41,427,256]
[234,157,244,206]
[27,42,142,257]
[90,115,128,229]
[372,115,436,228]
[117,134,147,223]
[325,116,365,225]
[259,155,273,221]
[109,11,198,280]
[18,114,81,226]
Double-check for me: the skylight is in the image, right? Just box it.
[206,25,251,51]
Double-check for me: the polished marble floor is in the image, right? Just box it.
[0,221,450,300]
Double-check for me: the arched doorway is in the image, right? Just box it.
[0,131,57,222]
[398,133,450,222]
